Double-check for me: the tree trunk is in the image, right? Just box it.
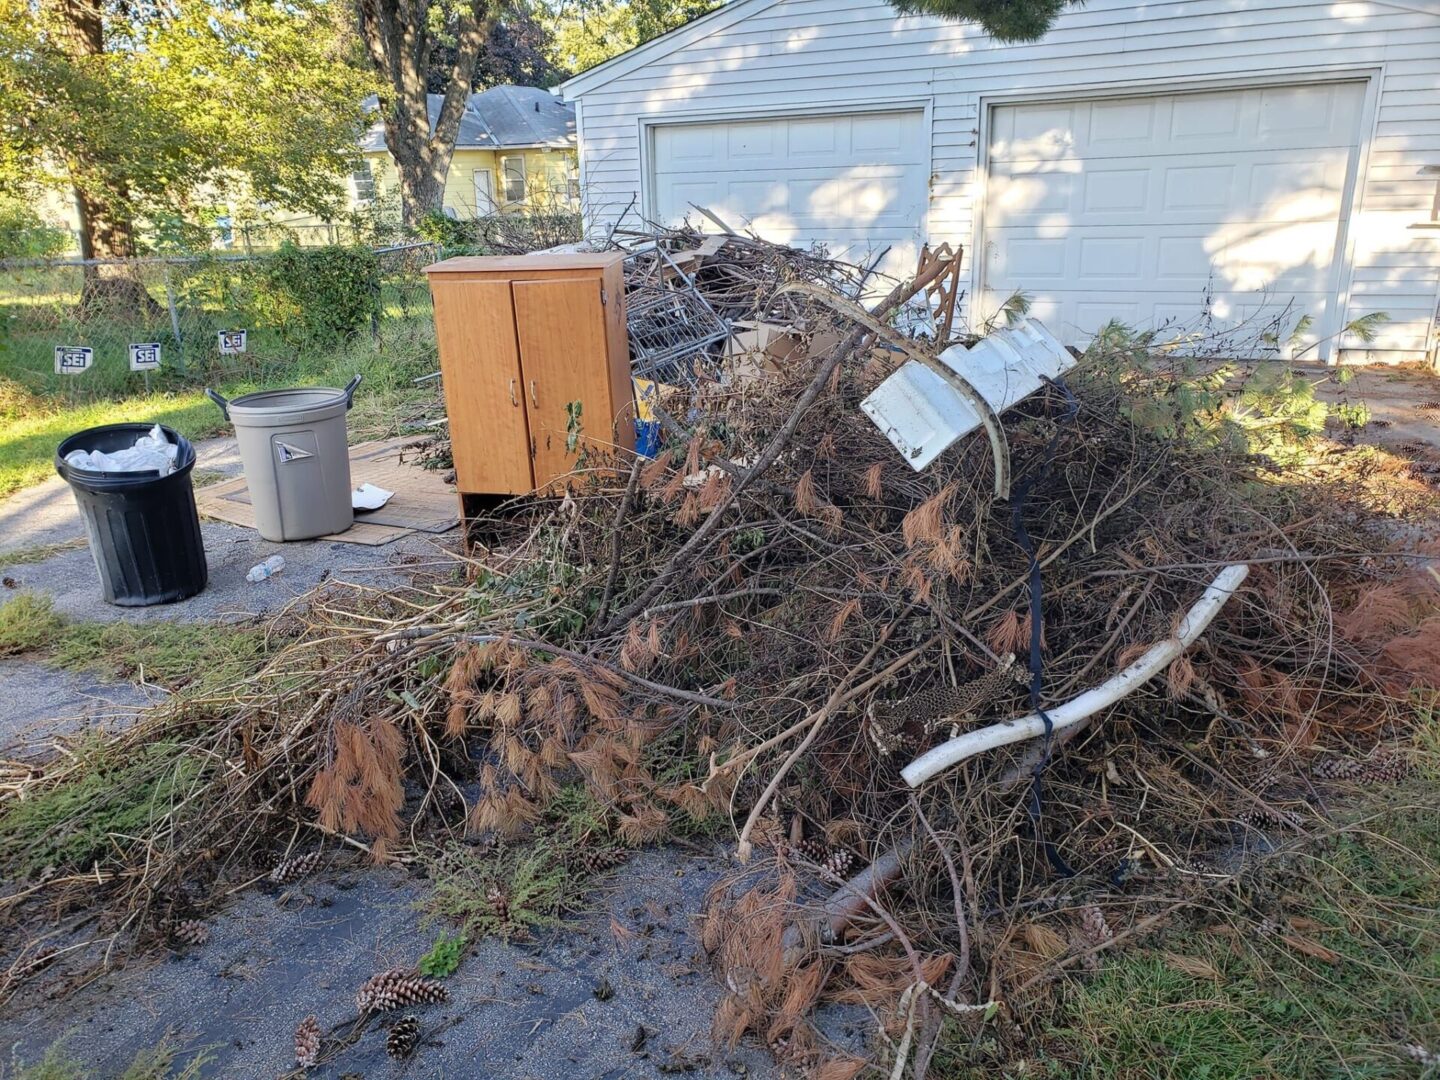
[53,0,160,317]
[71,180,161,318]
[356,0,496,228]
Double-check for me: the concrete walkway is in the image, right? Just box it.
[0,657,163,758]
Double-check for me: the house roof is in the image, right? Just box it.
[360,85,576,152]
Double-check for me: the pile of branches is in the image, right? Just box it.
[3,231,1437,1075]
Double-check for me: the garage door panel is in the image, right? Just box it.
[652,110,927,277]
[990,83,1364,164]
[991,225,1337,295]
[1021,291,1335,349]
[989,150,1350,227]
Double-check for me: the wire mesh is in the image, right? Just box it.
[623,244,731,387]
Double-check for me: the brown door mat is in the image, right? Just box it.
[195,437,460,546]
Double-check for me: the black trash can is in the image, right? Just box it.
[55,423,208,606]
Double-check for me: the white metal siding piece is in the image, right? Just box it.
[569,0,1440,362]
[861,318,1076,470]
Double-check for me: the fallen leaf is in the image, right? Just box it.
[1279,933,1340,964]
[1163,951,1220,980]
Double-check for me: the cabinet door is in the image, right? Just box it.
[430,277,534,494]
[512,276,620,489]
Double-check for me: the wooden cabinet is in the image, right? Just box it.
[425,253,634,497]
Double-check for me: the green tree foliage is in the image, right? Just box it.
[0,0,366,306]
[0,193,68,258]
[427,2,564,91]
[546,0,721,74]
[250,243,382,349]
[886,0,1071,42]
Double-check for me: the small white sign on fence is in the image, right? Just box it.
[54,345,93,375]
[129,342,162,372]
[218,329,248,355]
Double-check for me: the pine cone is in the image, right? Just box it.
[164,918,209,946]
[1311,755,1364,781]
[269,850,323,885]
[571,847,626,875]
[1361,750,1410,783]
[294,1015,321,1069]
[355,969,448,1012]
[1078,904,1112,971]
[386,1015,420,1059]
[786,840,855,882]
[485,885,509,925]
[1080,904,1112,946]
[819,848,855,882]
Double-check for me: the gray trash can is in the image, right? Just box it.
[206,376,361,542]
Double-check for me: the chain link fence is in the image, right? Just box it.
[0,242,439,401]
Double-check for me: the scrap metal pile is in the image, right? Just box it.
[4,229,1437,1076]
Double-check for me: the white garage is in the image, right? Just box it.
[982,82,1367,347]
[649,110,930,276]
[563,0,1440,363]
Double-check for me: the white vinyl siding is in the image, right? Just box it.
[568,0,1440,363]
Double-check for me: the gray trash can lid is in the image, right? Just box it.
[228,387,349,414]
[205,375,361,427]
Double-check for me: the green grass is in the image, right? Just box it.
[0,391,225,497]
[1050,791,1439,1080]
[0,736,205,878]
[0,592,267,692]
[0,312,438,499]
[924,776,1440,1080]
[7,1036,211,1079]
[0,592,67,656]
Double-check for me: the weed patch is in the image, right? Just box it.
[0,593,267,692]
[418,931,466,978]
[1012,788,1440,1080]
[0,738,206,878]
[0,592,65,655]
[7,1037,210,1079]
[418,786,623,943]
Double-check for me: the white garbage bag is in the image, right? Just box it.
[65,424,179,475]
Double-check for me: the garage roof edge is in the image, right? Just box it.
[559,0,782,99]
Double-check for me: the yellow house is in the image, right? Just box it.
[355,84,579,220]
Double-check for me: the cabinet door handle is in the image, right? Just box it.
[508,378,517,406]
[529,380,538,407]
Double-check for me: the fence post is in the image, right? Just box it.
[371,272,382,349]
[163,263,186,375]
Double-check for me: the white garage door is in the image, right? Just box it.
[650,110,928,277]
[983,82,1365,354]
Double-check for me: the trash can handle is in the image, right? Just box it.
[343,374,362,411]
[205,388,230,421]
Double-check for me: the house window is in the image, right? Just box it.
[352,161,376,204]
[501,156,527,204]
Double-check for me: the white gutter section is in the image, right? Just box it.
[901,563,1250,788]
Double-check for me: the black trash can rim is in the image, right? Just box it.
[56,422,196,489]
